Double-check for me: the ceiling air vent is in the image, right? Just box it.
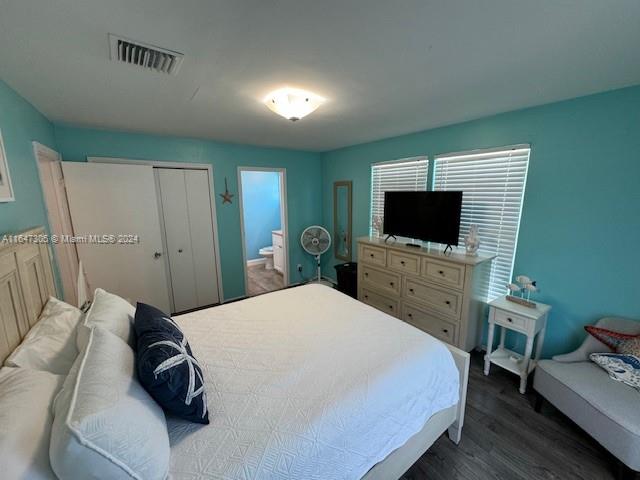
[109,34,184,75]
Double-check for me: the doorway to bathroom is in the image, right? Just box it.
[238,167,289,297]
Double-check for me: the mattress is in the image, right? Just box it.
[168,284,459,480]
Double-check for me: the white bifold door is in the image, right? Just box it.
[62,162,221,314]
[155,168,219,312]
[62,162,172,312]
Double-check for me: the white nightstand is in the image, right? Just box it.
[484,296,552,394]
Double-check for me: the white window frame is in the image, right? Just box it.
[433,145,530,300]
[369,157,429,237]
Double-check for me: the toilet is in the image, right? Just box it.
[259,246,274,270]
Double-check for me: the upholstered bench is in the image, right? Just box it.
[533,317,640,480]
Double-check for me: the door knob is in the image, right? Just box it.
[153,252,162,259]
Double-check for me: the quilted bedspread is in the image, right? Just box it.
[168,284,459,480]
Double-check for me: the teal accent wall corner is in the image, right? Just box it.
[0,80,63,294]
[53,124,322,300]
[321,85,640,358]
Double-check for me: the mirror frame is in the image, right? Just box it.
[333,180,353,262]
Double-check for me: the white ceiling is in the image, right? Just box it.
[1,0,639,152]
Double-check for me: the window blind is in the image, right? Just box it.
[370,157,428,236]
[433,146,530,300]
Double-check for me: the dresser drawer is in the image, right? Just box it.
[421,259,465,290]
[493,309,529,332]
[402,303,457,344]
[361,288,399,316]
[404,277,462,320]
[388,250,420,275]
[360,244,386,266]
[360,264,401,296]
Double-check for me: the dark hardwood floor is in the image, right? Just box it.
[401,352,636,480]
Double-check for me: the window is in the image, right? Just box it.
[370,157,428,236]
[434,146,530,300]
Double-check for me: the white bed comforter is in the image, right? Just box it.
[169,284,459,480]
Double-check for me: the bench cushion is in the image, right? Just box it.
[535,359,640,470]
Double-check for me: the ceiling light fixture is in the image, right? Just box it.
[263,87,325,121]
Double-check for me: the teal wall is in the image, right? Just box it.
[0,80,64,295]
[240,170,282,261]
[321,85,640,358]
[53,124,322,300]
[0,80,57,233]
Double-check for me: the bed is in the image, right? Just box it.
[0,227,470,480]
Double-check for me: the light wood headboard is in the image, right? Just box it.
[0,226,56,363]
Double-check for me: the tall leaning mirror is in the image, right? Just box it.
[333,180,352,262]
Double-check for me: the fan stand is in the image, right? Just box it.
[310,254,331,286]
[300,225,333,287]
[315,254,322,282]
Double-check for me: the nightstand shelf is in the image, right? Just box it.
[484,296,551,394]
[486,347,537,377]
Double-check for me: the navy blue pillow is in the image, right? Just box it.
[134,303,209,424]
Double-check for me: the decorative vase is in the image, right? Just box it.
[372,215,383,237]
[464,224,480,256]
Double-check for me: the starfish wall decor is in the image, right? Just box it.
[220,177,234,204]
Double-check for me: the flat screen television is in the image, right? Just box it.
[383,191,463,245]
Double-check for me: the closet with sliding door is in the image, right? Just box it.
[63,161,222,314]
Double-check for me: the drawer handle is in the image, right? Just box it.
[445,300,451,305]
[370,253,375,258]
[389,282,394,286]
[364,295,369,299]
[388,305,393,310]
[443,328,449,334]
[400,260,405,265]
[507,317,513,323]
[364,272,369,277]
[408,313,413,318]
[409,288,414,293]
[438,270,445,275]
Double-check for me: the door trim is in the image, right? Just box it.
[32,141,77,304]
[87,156,224,303]
[237,166,290,297]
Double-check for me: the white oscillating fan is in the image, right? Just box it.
[300,225,332,283]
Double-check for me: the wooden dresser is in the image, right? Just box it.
[357,236,494,352]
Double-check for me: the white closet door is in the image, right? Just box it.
[184,170,220,306]
[156,169,198,313]
[62,162,171,312]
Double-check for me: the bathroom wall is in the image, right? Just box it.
[240,170,282,260]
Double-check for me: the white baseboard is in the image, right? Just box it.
[247,258,267,266]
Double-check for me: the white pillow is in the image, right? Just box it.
[76,288,136,350]
[50,327,170,480]
[0,367,63,480]
[5,296,82,374]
